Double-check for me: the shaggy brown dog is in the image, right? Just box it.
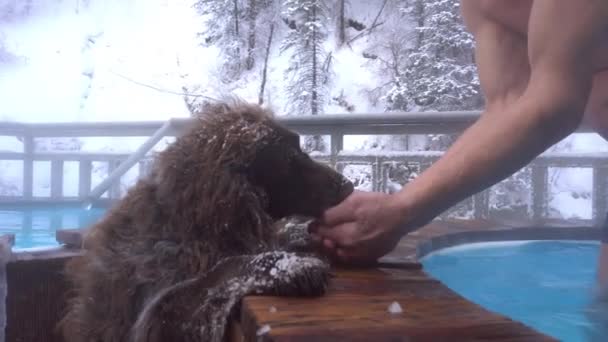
[59,101,354,342]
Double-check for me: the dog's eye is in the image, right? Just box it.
[290,151,309,164]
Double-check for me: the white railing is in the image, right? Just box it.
[0,120,183,203]
[1,111,607,224]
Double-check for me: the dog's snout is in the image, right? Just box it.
[337,177,354,202]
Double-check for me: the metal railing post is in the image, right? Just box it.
[22,135,33,200]
[473,191,490,219]
[531,165,548,222]
[87,120,173,202]
[78,160,92,200]
[50,160,64,199]
[108,159,122,199]
[330,132,343,170]
[593,166,608,225]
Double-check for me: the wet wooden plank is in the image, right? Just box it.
[237,264,556,341]
[56,228,84,248]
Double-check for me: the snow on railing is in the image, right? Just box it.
[0,111,606,224]
[0,120,177,203]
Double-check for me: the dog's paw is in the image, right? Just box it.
[274,217,317,253]
[247,251,330,297]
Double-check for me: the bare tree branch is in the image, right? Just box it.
[346,0,388,45]
[337,0,346,46]
[259,22,275,104]
[109,71,218,101]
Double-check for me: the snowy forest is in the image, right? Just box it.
[185,0,482,153]
[0,0,606,219]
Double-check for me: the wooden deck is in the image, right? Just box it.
[53,218,600,341]
[228,219,602,341]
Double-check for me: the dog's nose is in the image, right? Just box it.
[337,179,354,201]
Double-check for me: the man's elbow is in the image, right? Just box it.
[527,85,588,138]
[527,68,594,136]
[540,97,585,134]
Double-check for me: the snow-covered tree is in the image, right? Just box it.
[250,0,280,104]
[195,0,246,81]
[336,0,347,46]
[258,20,276,104]
[0,0,33,21]
[194,0,279,81]
[245,0,259,70]
[371,0,422,112]
[386,0,482,112]
[245,0,278,70]
[281,0,331,151]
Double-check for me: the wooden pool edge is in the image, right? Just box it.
[0,242,82,342]
[235,219,603,341]
[392,219,601,262]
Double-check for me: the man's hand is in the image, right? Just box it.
[309,190,411,265]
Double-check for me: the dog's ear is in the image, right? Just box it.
[153,159,179,206]
[151,141,195,207]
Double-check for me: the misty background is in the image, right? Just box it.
[1,0,606,220]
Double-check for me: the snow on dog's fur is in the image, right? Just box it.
[58,101,354,342]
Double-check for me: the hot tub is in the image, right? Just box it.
[421,240,607,342]
[0,203,106,250]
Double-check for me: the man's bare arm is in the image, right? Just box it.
[395,0,608,229]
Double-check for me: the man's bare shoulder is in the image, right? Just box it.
[460,0,532,36]
[462,0,608,70]
[462,0,608,38]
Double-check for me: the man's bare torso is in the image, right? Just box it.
[463,0,608,138]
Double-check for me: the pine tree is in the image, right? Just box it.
[281,0,331,152]
[379,0,423,111]
[194,0,246,81]
[336,0,346,46]
[386,0,481,112]
[245,0,259,70]
[245,0,277,70]
[382,0,482,152]
[258,21,275,104]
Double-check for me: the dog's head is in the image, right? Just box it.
[245,119,354,219]
[195,101,354,220]
[154,101,354,233]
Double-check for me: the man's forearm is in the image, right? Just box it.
[394,96,582,230]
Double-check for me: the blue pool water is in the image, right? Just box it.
[0,204,107,250]
[421,240,608,342]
